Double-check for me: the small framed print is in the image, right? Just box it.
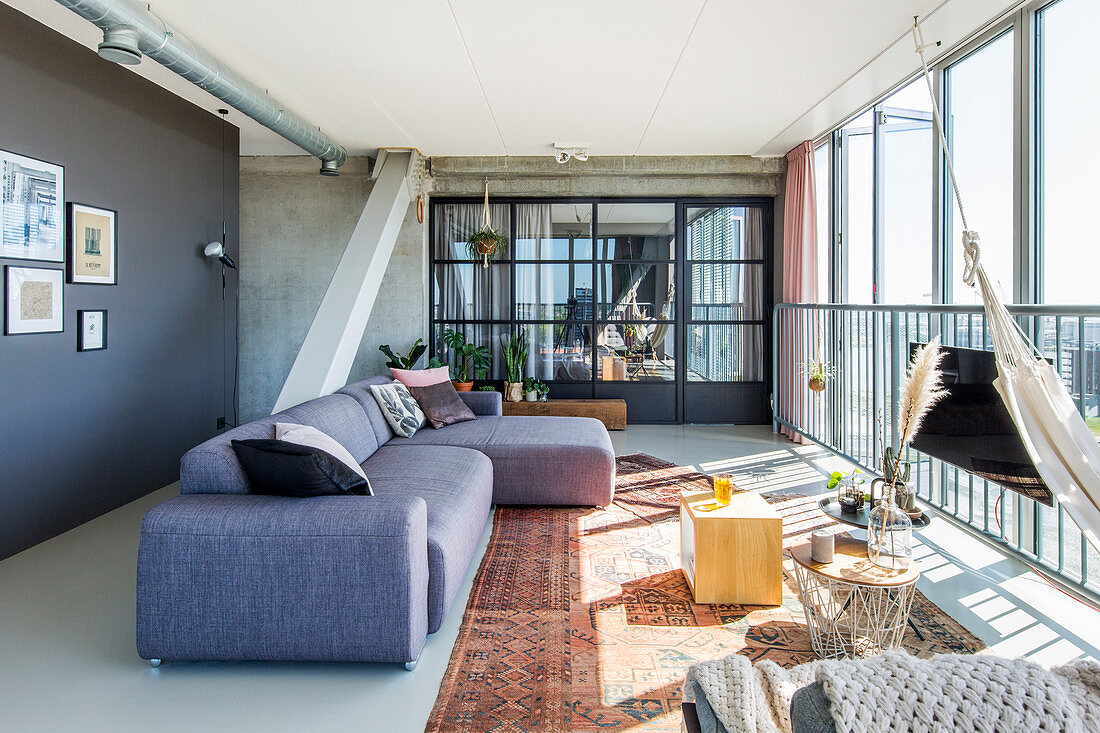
[68,203,117,285]
[77,309,107,351]
[5,266,63,335]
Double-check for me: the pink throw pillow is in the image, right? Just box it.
[390,365,450,387]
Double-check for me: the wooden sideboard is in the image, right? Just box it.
[501,398,627,430]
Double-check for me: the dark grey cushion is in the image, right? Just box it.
[408,381,477,429]
[791,682,836,733]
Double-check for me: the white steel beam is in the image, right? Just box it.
[272,151,413,412]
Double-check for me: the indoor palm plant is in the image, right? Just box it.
[500,329,529,402]
[441,329,491,391]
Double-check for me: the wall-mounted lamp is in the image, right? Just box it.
[204,241,237,269]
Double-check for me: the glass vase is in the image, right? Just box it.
[868,495,913,571]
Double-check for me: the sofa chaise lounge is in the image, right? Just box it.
[136,375,615,668]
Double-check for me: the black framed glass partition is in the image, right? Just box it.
[429,197,773,424]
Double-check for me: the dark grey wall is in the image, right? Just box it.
[0,4,239,559]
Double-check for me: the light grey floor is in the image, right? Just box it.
[1,425,1096,733]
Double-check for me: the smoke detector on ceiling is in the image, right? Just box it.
[553,144,589,164]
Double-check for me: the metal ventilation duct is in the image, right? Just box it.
[55,0,348,173]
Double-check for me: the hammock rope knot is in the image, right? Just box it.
[962,230,981,287]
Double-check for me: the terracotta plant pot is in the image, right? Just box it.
[808,377,826,392]
[452,380,474,392]
[504,382,523,402]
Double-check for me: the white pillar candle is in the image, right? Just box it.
[811,530,835,563]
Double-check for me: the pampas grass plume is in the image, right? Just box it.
[897,336,949,447]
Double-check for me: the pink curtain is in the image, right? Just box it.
[779,142,819,442]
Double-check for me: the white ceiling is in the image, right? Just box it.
[6,0,1019,158]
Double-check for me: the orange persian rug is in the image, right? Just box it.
[426,454,984,732]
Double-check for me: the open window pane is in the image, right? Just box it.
[842,126,874,303]
[1038,0,1100,305]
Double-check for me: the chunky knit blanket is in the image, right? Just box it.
[818,651,1100,733]
[684,651,1100,733]
[684,654,823,733]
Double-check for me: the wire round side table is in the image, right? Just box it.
[790,535,920,659]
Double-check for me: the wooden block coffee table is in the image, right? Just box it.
[679,489,783,605]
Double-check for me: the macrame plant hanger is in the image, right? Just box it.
[912,17,1100,551]
[480,178,492,269]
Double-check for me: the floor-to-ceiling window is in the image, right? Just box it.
[1037,0,1100,306]
[429,198,773,423]
[832,79,933,304]
[944,31,1015,304]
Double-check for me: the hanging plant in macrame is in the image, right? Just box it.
[466,179,507,268]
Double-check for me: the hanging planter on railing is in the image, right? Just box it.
[466,178,507,268]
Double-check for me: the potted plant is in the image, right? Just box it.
[500,330,529,402]
[827,468,866,514]
[378,338,427,370]
[535,380,550,402]
[477,385,498,392]
[523,377,538,402]
[466,226,507,269]
[441,329,491,391]
[802,359,836,392]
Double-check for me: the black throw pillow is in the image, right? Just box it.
[231,439,373,497]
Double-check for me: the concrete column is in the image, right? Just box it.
[272,151,413,412]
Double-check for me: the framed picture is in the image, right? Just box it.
[68,203,117,285]
[77,309,107,351]
[0,149,64,262]
[5,266,64,334]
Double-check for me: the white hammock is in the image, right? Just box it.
[914,21,1100,552]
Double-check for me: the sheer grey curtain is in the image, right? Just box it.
[515,204,553,379]
[432,203,510,322]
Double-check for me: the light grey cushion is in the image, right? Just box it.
[393,415,615,506]
[369,381,426,438]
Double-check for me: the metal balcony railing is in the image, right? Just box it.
[773,302,1100,597]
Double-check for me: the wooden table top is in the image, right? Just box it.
[680,489,778,521]
[789,534,920,587]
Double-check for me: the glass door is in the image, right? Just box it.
[682,204,772,423]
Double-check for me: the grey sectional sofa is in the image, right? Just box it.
[136,376,615,669]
